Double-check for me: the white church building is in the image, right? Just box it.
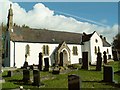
[3,4,113,68]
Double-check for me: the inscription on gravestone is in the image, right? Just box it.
[103,66,114,83]
[96,52,102,71]
[81,52,89,70]
[68,74,81,90]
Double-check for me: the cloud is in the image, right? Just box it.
[0,0,118,43]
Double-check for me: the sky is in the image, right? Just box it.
[0,0,119,43]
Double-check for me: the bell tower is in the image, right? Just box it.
[7,4,13,31]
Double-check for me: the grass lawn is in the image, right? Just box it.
[1,61,120,89]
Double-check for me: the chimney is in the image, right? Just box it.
[104,37,106,41]
[100,35,103,39]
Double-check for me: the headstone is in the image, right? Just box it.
[103,66,114,83]
[81,52,89,70]
[52,65,60,74]
[112,51,118,61]
[33,69,40,86]
[7,70,13,77]
[103,51,107,64]
[68,74,81,90]
[108,55,111,59]
[23,61,28,69]
[38,53,43,71]
[44,58,49,71]
[79,58,82,64]
[23,69,30,83]
[96,52,102,71]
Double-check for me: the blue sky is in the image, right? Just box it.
[0,1,118,42]
[17,2,118,27]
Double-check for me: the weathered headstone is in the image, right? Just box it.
[81,52,89,70]
[52,65,60,74]
[23,61,28,69]
[108,55,111,59]
[33,69,40,86]
[103,51,107,64]
[7,70,13,77]
[23,69,30,83]
[103,66,114,83]
[44,58,49,71]
[68,74,81,90]
[38,52,43,71]
[96,52,102,71]
[112,51,118,61]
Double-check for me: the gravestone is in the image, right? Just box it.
[68,74,81,90]
[108,55,111,59]
[23,69,30,83]
[44,58,49,71]
[113,51,118,61]
[33,69,40,86]
[38,52,43,71]
[96,52,102,71]
[7,70,13,77]
[23,61,28,69]
[81,52,89,70]
[52,65,60,74]
[79,58,82,64]
[103,51,107,64]
[103,66,114,83]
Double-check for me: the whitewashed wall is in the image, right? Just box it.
[90,32,103,65]
[10,41,82,68]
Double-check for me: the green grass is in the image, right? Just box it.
[1,61,120,89]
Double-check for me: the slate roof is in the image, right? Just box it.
[10,26,83,44]
[102,39,111,47]
[10,26,111,47]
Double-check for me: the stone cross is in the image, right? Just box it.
[103,51,107,64]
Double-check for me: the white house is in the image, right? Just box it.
[3,4,113,68]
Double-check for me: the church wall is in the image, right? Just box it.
[90,32,103,65]
[10,41,82,68]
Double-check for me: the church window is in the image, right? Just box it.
[95,46,97,54]
[25,44,30,56]
[107,49,109,54]
[95,39,98,43]
[73,46,78,55]
[98,46,100,52]
[43,45,49,55]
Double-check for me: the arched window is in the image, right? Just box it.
[107,49,109,54]
[73,46,78,55]
[95,46,97,54]
[25,44,30,56]
[98,46,100,52]
[43,45,49,55]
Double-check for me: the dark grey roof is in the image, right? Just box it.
[10,26,82,44]
[102,39,111,47]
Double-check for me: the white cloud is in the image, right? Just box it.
[0,0,118,43]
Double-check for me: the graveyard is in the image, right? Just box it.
[1,60,120,89]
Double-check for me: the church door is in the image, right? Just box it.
[60,52,63,66]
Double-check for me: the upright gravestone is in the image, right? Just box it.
[112,51,118,61]
[23,61,28,69]
[44,58,49,71]
[7,70,13,77]
[23,69,30,83]
[68,74,81,90]
[103,51,107,64]
[96,52,102,71]
[38,52,43,71]
[103,66,114,83]
[33,69,40,86]
[81,52,89,70]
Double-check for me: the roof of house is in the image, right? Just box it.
[10,26,83,44]
[9,26,111,47]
